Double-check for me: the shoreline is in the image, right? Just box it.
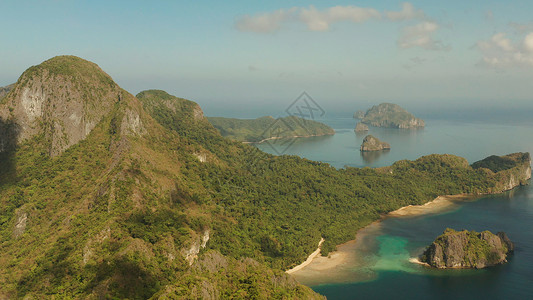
[286,238,325,274]
[243,133,335,144]
[286,194,478,280]
[408,257,430,267]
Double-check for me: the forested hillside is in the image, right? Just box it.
[0,57,529,299]
[207,115,334,143]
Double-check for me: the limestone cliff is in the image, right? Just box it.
[472,152,531,193]
[420,229,514,269]
[0,56,122,156]
[360,134,390,151]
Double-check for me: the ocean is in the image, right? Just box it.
[254,115,533,300]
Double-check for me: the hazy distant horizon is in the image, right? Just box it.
[2,1,533,115]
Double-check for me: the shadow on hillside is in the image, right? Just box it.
[0,117,20,186]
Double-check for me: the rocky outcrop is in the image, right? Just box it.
[356,103,425,129]
[354,122,369,132]
[360,135,390,152]
[13,210,28,238]
[0,56,121,157]
[182,229,210,265]
[420,229,514,269]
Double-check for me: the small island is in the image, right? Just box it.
[360,135,390,152]
[354,103,425,129]
[207,116,335,143]
[420,228,514,269]
[354,122,369,133]
[353,110,365,119]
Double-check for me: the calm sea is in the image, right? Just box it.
[255,115,533,300]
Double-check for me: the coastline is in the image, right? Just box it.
[287,194,479,283]
[243,133,335,144]
[286,238,325,274]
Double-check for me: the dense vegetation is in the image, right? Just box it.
[472,154,526,173]
[0,57,529,298]
[207,115,334,143]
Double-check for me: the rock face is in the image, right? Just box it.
[420,229,514,269]
[356,103,425,129]
[0,56,122,157]
[354,122,369,132]
[360,135,390,152]
[472,152,532,193]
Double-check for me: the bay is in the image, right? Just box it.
[254,116,533,300]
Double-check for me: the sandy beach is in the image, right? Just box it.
[286,238,325,274]
[287,194,479,285]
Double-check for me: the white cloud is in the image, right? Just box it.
[397,22,449,51]
[235,3,446,52]
[524,33,533,52]
[476,32,533,68]
[235,5,381,33]
[235,8,295,33]
[299,5,381,31]
[385,2,425,21]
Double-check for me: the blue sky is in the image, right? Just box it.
[1,1,533,117]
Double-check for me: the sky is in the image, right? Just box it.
[1,0,533,118]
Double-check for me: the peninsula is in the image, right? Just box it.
[207,115,334,143]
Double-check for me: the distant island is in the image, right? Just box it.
[360,135,390,151]
[420,229,514,269]
[354,103,425,129]
[207,116,335,143]
[354,122,369,133]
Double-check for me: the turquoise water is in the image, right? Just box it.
[256,118,533,169]
[255,117,533,299]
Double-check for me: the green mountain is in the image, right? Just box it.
[356,103,425,129]
[0,56,530,298]
[207,116,335,143]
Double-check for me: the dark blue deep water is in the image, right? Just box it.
[255,116,533,300]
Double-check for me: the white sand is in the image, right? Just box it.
[286,238,325,274]
[288,194,478,283]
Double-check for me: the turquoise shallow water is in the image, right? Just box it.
[255,117,533,299]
